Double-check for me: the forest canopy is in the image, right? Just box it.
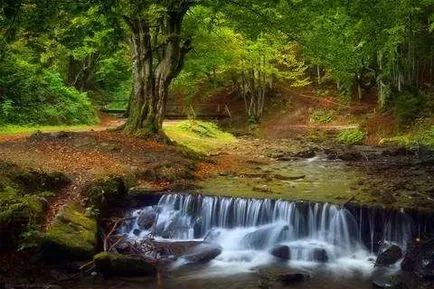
[0,0,433,133]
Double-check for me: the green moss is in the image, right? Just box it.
[85,176,127,212]
[0,166,56,250]
[42,203,97,261]
[94,252,156,277]
[197,161,365,205]
[164,120,237,153]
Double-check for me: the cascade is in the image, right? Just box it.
[120,193,433,274]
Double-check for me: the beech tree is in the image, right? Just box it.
[106,0,196,138]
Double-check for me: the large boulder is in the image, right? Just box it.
[137,207,157,230]
[41,203,97,262]
[84,176,127,212]
[93,252,156,277]
[182,243,222,264]
[312,248,329,263]
[241,225,289,250]
[270,245,290,260]
[375,244,403,267]
[402,239,434,279]
[152,240,202,257]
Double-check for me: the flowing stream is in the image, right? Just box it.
[118,193,433,287]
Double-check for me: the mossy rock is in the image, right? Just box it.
[0,161,71,193]
[93,252,157,277]
[41,203,97,261]
[85,176,127,211]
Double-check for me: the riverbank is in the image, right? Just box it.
[1,120,433,288]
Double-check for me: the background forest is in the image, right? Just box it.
[0,0,433,143]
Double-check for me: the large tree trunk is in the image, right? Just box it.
[123,5,191,138]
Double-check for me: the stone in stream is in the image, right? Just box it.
[182,243,222,264]
[257,266,309,286]
[241,225,289,250]
[375,244,403,267]
[270,245,291,260]
[137,207,157,230]
[203,229,222,243]
[293,149,316,159]
[312,248,329,263]
[337,151,363,161]
[132,229,141,236]
[401,239,434,279]
[93,252,156,277]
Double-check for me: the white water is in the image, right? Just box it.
[120,194,416,277]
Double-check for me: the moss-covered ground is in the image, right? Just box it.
[164,120,237,153]
[197,160,364,205]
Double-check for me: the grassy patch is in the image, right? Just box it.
[309,109,335,124]
[163,120,237,153]
[0,124,96,135]
[337,127,366,145]
[380,125,434,148]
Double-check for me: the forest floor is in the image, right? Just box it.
[1,98,434,287]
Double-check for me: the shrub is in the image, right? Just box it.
[309,109,334,124]
[0,53,98,125]
[337,127,366,145]
[394,91,425,126]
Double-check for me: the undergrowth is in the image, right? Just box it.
[336,127,366,145]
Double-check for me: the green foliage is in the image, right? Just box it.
[309,109,335,124]
[394,91,425,126]
[172,6,308,111]
[381,124,434,148]
[337,128,366,145]
[0,50,97,125]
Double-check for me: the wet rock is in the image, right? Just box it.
[132,229,141,236]
[375,244,403,267]
[93,252,156,277]
[137,207,157,230]
[153,240,202,257]
[270,245,290,260]
[241,225,289,250]
[182,243,222,264]
[293,149,316,159]
[160,213,181,238]
[257,267,309,285]
[372,275,407,289]
[402,239,434,279]
[382,148,415,157]
[338,151,363,161]
[312,248,329,263]
[204,229,221,243]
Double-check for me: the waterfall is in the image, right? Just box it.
[120,193,432,271]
